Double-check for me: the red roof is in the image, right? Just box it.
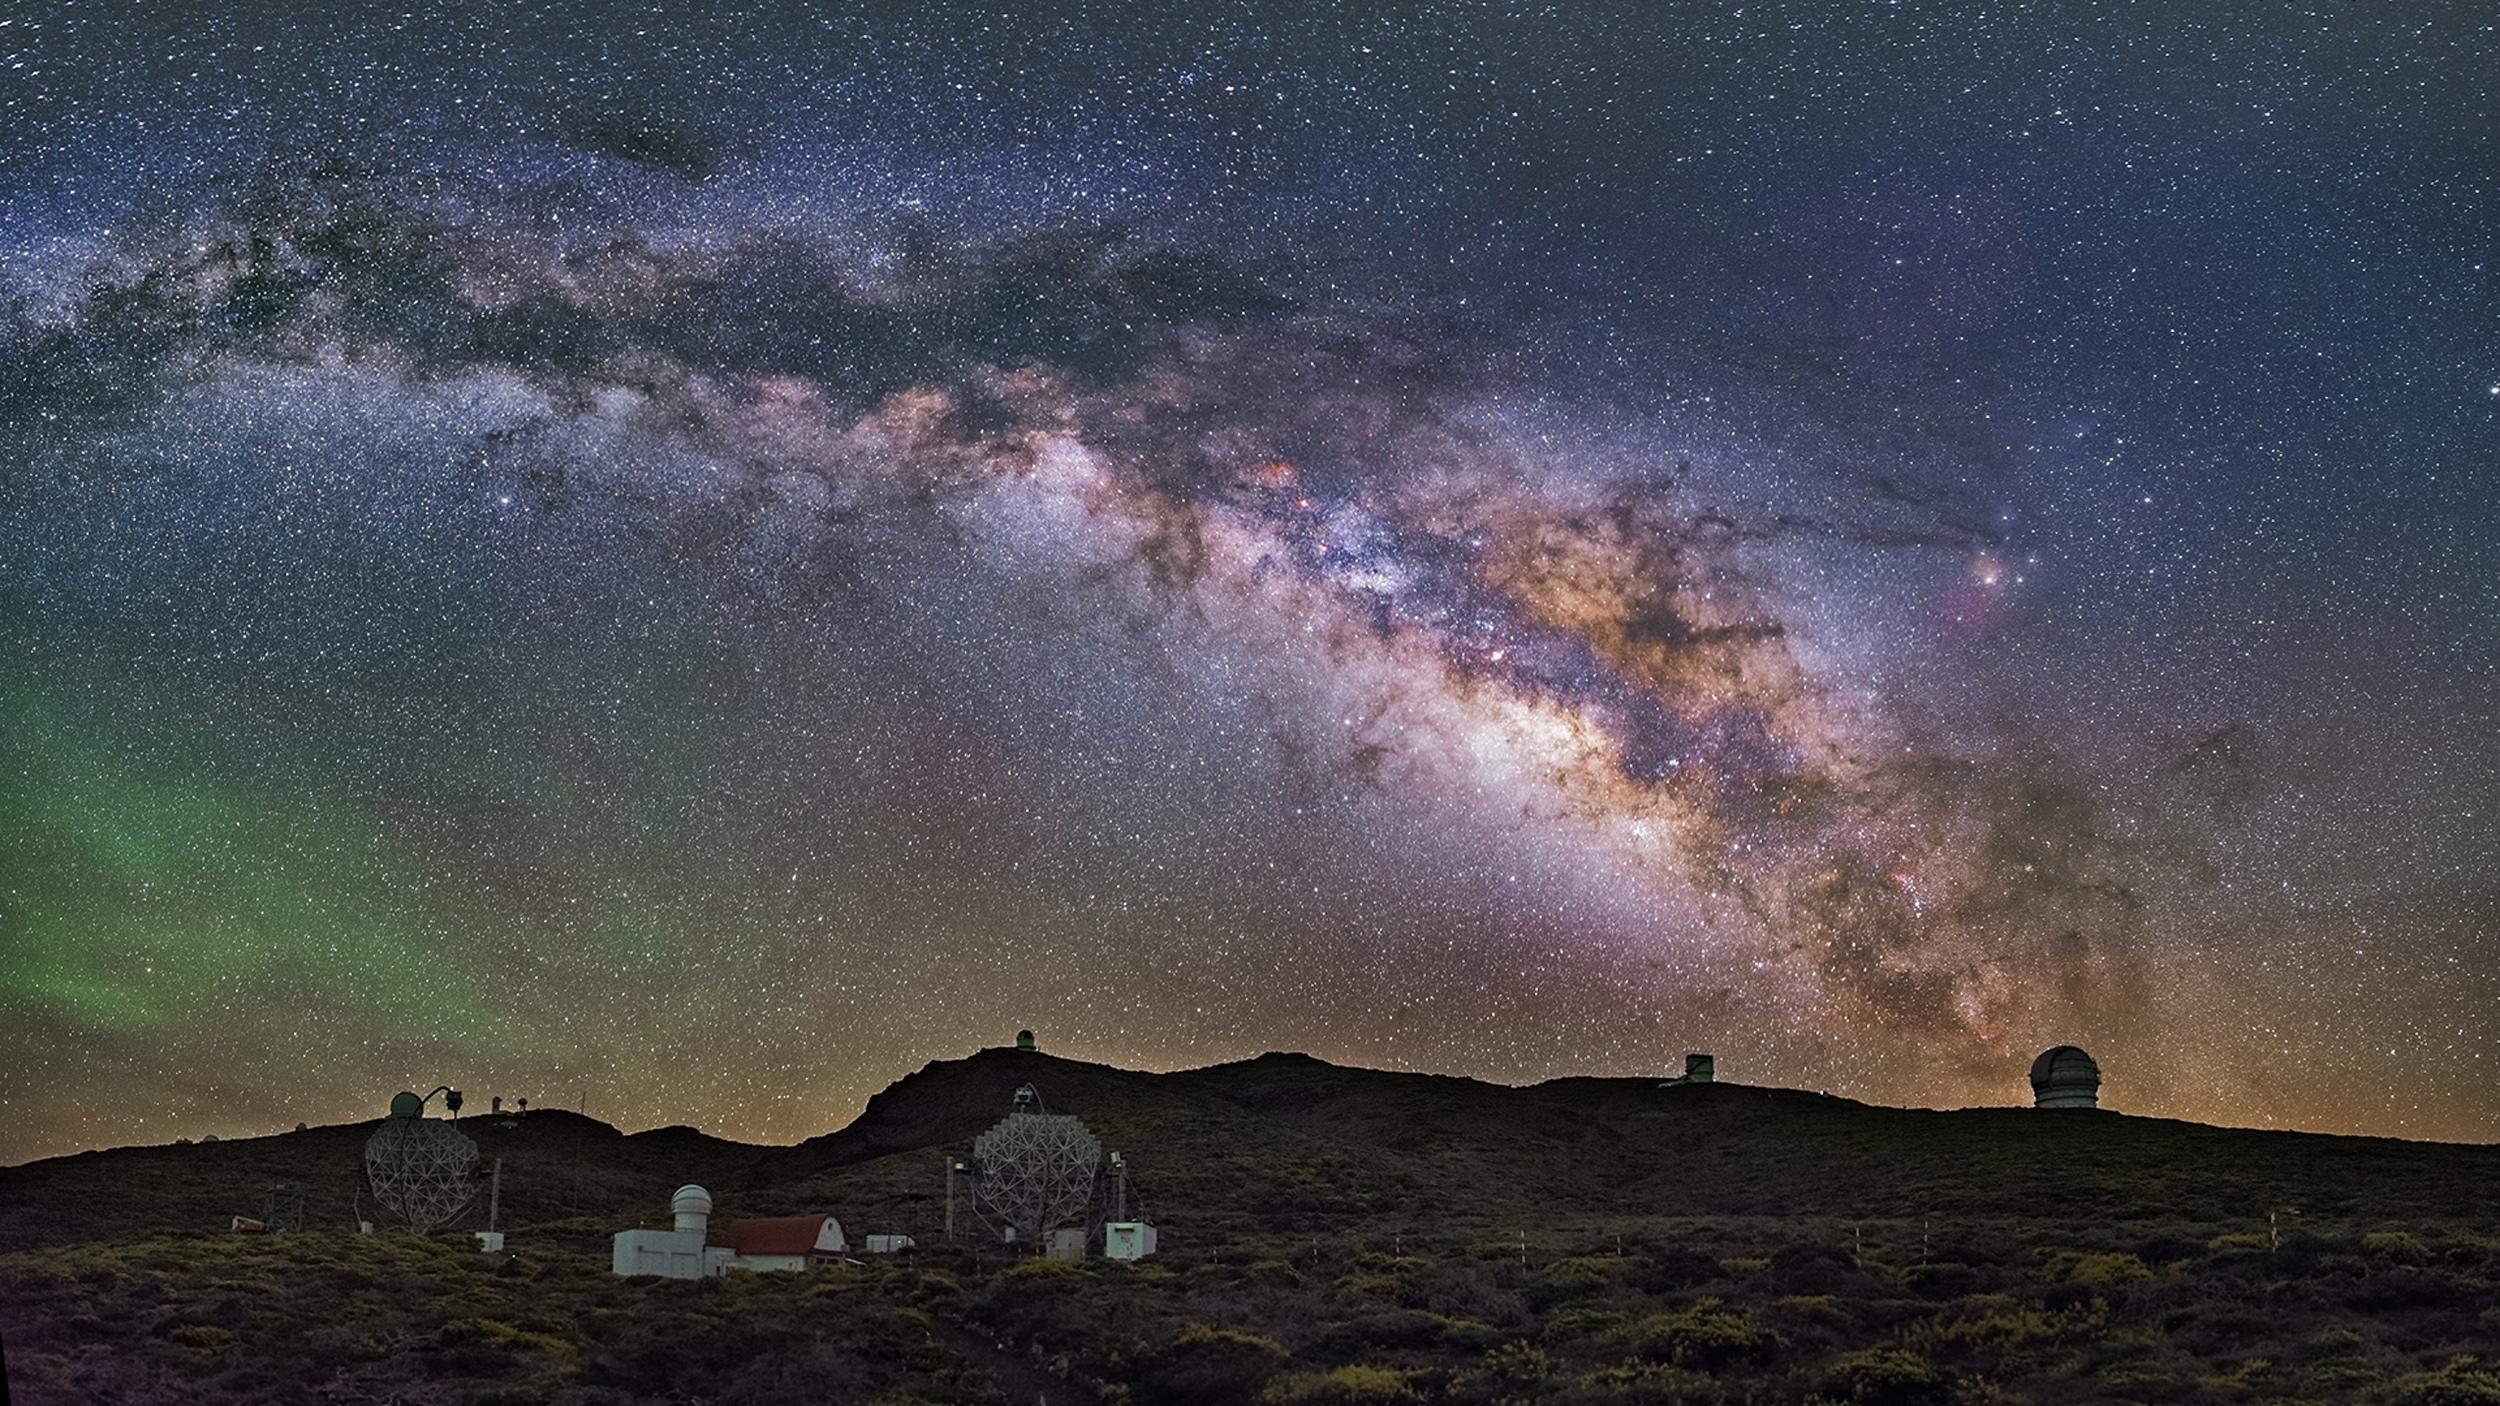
[724,1215,840,1257]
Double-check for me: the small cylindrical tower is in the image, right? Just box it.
[2029,1046,2102,1109]
[671,1184,714,1233]
[1016,1029,1037,1051]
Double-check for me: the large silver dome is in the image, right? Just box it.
[2029,1045,2102,1109]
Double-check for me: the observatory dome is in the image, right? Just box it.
[671,1185,715,1233]
[2029,1046,2102,1109]
[389,1091,425,1119]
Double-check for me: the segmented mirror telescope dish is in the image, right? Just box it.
[364,1091,480,1229]
[970,1083,1100,1243]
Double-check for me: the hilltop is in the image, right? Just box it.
[757,1047,2500,1229]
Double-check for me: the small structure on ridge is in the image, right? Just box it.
[2030,1045,2102,1109]
[1660,1053,1715,1086]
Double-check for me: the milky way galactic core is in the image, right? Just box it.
[2,2,2494,1162]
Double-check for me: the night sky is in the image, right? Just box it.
[3,1,2494,1166]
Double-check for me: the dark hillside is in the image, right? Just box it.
[0,1110,766,1255]
[14,1050,2494,1256]
[757,1047,2500,1231]
[8,1050,2500,1405]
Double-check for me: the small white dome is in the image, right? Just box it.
[671,1185,713,1216]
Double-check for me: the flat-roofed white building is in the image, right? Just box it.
[612,1185,738,1279]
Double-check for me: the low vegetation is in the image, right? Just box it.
[8,1215,2500,1403]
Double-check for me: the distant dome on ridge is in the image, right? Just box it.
[2029,1046,2102,1109]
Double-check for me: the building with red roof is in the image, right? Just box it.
[722,1214,848,1272]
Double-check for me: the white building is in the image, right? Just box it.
[611,1186,857,1278]
[721,1214,848,1272]
[611,1185,738,1280]
[1104,1222,1159,1260]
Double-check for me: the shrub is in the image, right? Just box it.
[2400,1356,2500,1406]
[2365,1231,2429,1262]
[1913,1296,2106,1351]
[1264,1364,1418,1405]
[442,1316,574,1353]
[2134,1232,2203,1265]
[2341,1267,2476,1310]
[1311,1310,1502,1362]
[167,1322,236,1352]
[1439,1318,1507,1353]
[1773,1295,1851,1329]
[2095,1361,2179,1395]
[2066,1253,2149,1288]
[1550,1359,1734,1405]
[1002,1255,1088,1280]
[1631,1250,1724,1294]
[1633,1299,1780,1372]
[1822,1346,1946,1406]
[1526,1256,1620,1308]
[1766,1245,1864,1296]
[1133,1323,1289,1406]
[1483,1340,1557,1388]
[2220,1357,2274,1386]
[2306,1325,2365,1358]
[1540,1306,1634,1342]
[1899,1263,1978,1301]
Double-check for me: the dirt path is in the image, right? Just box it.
[928,1316,1098,1406]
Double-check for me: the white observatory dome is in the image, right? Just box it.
[671,1184,714,1232]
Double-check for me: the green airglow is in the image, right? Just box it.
[0,685,513,1039]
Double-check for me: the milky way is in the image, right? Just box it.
[3,2,2495,1162]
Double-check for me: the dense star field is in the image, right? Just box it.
[1,2,2493,1165]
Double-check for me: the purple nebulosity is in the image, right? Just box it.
[1253,482,1789,793]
